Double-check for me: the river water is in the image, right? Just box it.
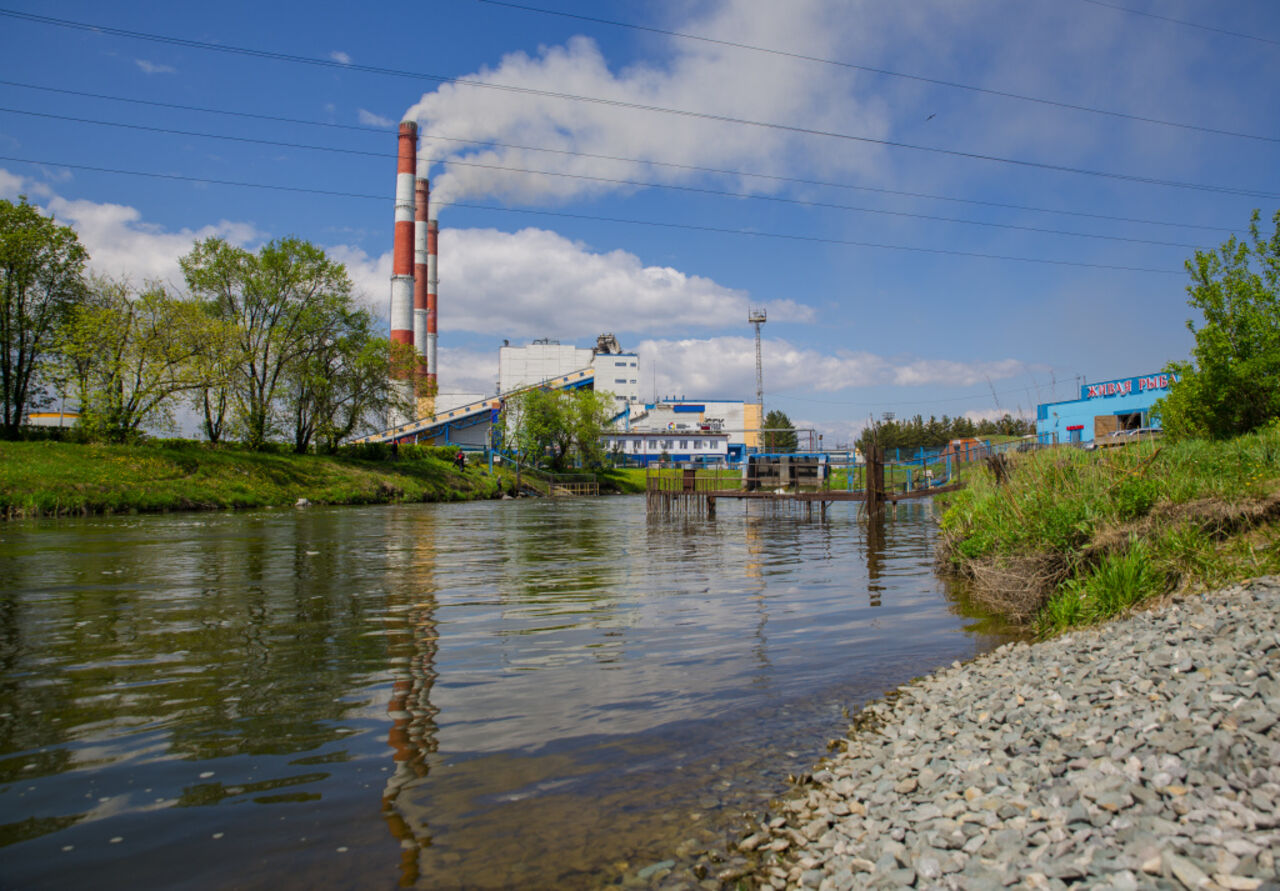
[0,496,1014,889]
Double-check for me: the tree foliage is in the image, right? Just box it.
[0,196,87,437]
[181,236,360,450]
[854,413,1031,456]
[1155,209,1280,440]
[283,307,412,453]
[504,387,616,470]
[762,409,798,452]
[59,276,236,442]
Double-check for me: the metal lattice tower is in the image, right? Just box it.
[749,308,767,410]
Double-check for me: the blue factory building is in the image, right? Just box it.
[1036,373,1177,445]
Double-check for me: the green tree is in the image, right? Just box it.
[283,307,412,453]
[181,237,355,449]
[0,196,87,437]
[504,387,617,470]
[566,388,616,468]
[762,409,798,452]
[60,276,234,442]
[1155,209,1280,439]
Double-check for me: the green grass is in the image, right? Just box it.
[938,423,1280,635]
[0,440,509,518]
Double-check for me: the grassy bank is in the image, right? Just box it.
[936,424,1280,635]
[0,440,510,518]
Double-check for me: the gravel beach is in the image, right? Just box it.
[726,576,1280,890]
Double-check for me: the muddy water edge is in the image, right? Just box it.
[0,496,1019,889]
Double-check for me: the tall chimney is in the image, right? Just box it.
[389,121,417,425]
[413,176,433,417]
[426,216,439,395]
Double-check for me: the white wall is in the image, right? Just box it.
[499,342,593,393]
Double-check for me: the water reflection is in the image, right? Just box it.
[0,498,1016,889]
[382,510,441,886]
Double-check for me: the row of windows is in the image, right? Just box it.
[612,360,638,367]
[614,378,637,384]
[612,439,723,452]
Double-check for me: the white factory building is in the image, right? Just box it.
[499,334,641,407]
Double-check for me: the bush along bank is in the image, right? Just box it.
[716,577,1280,890]
[0,440,510,518]
[935,424,1280,636]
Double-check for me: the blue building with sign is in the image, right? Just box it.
[1036,373,1177,444]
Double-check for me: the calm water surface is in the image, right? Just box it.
[0,497,1015,889]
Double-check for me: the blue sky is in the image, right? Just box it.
[2,0,1277,444]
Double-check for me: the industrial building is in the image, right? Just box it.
[499,334,641,407]
[1036,372,1177,445]
[622,400,762,464]
[601,430,730,465]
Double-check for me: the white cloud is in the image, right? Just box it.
[442,227,811,336]
[634,335,1037,402]
[404,0,888,207]
[1,173,263,286]
[0,168,25,198]
[436,345,501,396]
[357,108,395,128]
[329,50,353,65]
[134,59,176,75]
[326,243,389,309]
[335,225,813,337]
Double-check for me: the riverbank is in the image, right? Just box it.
[936,426,1280,634]
[715,576,1280,890]
[0,440,508,518]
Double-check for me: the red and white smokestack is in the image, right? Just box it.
[413,176,430,396]
[389,121,417,422]
[426,216,439,392]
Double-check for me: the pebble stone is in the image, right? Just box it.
[703,577,1280,890]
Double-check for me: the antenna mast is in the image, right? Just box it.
[749,307,767,410]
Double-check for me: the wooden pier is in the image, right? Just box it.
[645,450,962,517]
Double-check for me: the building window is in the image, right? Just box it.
[615,361,627,366]
[633,440,642,450]
[679,440,688,449]
[630,379,636,384]
[694,440,702,449]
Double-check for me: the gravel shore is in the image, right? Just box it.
[729,577,1280,890]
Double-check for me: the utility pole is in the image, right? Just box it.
[749,308,767,411]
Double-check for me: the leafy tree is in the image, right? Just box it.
[762,409,798,452]
[59,276,235,442]
[1155,209,1280,439]
[0,196,87,437]
[181,237,355,449]
[565,388,616,468]
[283,307,413,453]
[504,387,617,470]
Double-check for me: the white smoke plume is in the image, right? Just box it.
[403,0,889,210]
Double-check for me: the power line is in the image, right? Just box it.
[0,79,1242,234]
[475,0,1280,143]
[0,106,1209,249]
[0,154,1185,274]
[1074,0,1280,47]
[1,9,1276,199]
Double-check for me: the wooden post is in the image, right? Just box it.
[866,445,885,514]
